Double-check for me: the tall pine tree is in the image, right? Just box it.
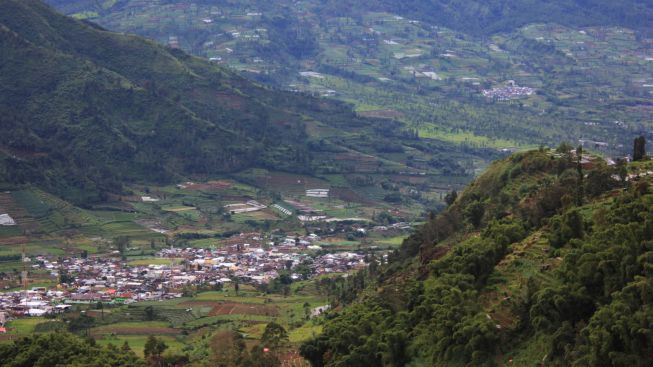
[633,136,646,161]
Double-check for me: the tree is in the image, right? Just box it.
[144,336,167,365]
[261,322,289,349]
[367,253,378,277]
[122,341,133,353]
[633,135,646,161]
[0,333,145,367]
[576,145,584,206]
[59,268,75,284]
[209,330,248,367]
[248,345,281,367]
[547,209,584,248]
[67,313,94,335]
[144,306,156,321]
[616,158,628,184]
[96,301,104,320]
[464,200,485,227]
[114,236,130,260]
[586,164,618,197]
[556,141,573,153]
[445,190,458,206]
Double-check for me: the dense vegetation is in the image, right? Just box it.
[3,2,653,364]
[0,0,292,202]
[0,332,145,367]
[0,319,300,367]
[1,0,477,205]
[301,147,653,366]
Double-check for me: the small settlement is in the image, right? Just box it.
[482,81,536,100]
[0,233,367,319]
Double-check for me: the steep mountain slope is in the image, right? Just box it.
[0,0,477,205]
[0,0,296,202]
[301,147,653,366]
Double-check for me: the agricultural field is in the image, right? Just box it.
[49,0,652,158]
[13,0,652,259]
[1,279,329,360]
[2,1,651,365]
[0,167,424,293]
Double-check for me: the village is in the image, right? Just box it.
[0,232,369,324]
[482,81,536,101]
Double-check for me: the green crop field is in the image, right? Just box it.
[289,323,323,343]
[95,335,185,357]
[4,0,652,365]
[4,318,47,335]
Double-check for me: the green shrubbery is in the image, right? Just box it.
[302,150,653,366]
[0,332,145,367]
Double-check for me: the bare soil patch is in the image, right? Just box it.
[209,303,278,317]
[0,236,28,246]
[178,301,221,307]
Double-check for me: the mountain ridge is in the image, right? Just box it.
[301,146,653,366]
[49,0,653,37]
[2,0,479,205]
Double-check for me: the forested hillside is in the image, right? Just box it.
[0,0,477,205]
[0,0,297,203]
[301,146,653,366]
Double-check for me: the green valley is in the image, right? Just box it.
[0,0,652,366]
[44,0,653,157]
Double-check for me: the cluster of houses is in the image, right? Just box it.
[163,239,366,283]
[0,233,367,318]
[224,200,266,214]
[482,81,536,100]
[371,222,413,232]
[306,189,329,198]
[0,213,15,226]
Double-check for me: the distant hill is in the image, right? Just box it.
[43,0,653,156]
[301,147,653,366]
[48,0,653,36]
[1,0,473,205]
[315,0,653,36]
